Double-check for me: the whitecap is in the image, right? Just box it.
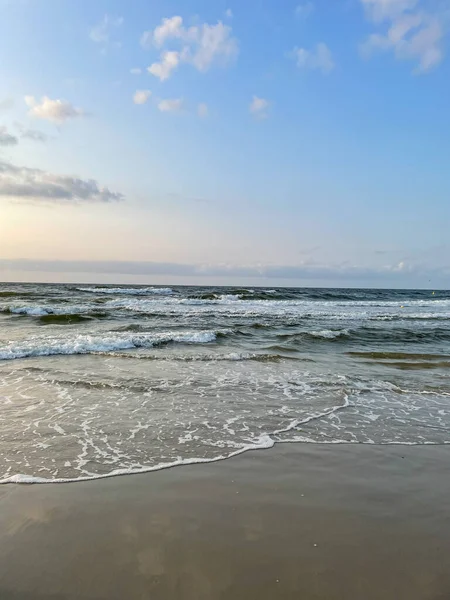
[76,287,173,296]
[0,330,218,361]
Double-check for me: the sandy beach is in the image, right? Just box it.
[1,443,450,600]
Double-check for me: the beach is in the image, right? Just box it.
[1,283,449,598]
[1,443,450,599]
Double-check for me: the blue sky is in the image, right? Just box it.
[0,0,449,287]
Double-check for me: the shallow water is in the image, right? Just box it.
[0,283,449,482]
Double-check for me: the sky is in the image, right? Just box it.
[0,0,449,288]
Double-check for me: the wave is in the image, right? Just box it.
[0,434,276,484]
[96,351,296,363]
[354,326,450,343]
[2,305,108,320]
[276,325,450,344]
[0,393,353,484]
[277,329,350,342]
[375,361,450,370]
[370,314,450,322]
[0,291,33,298]
[347,351,450,361]
[38,314,97,325]
[76,287,174,296]
[0,330,218,361]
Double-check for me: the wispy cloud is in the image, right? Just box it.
[158,98,184,113]
[90,14,123,53]
[130,68,142,75]
[14,122,49,142]
[0,258,446,286]
[133,90,152,105]
[225,8,233,19]
[25,96,85,124]
[295,2,314,19]
[0,160,124,203]
[292,43,335,73]
[0,97,14,111]
[359,0,446,73]
[143,15,238,81]
[361,0,418,22]
[0,126,18,146]
[250,96,270,119]
[197,103,209,118]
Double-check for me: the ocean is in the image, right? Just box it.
[0,283,449,483]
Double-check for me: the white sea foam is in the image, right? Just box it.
[309,329,349,339]
[1,283,450,485]
[8,306,49,316]
[273,394,350,435]
[218,294,243,301]
[5,304,93,317]
[0,330,217,361]
[0,434,275,485]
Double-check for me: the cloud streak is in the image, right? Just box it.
[0,126,18,146]
[0,160,124,203]
[0,258,446,286]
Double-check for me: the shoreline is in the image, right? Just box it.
[1,443,450,599]
[3,429,448,485]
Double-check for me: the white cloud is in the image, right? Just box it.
[90,14,123,48]
[133,90,152,105]
[250,96,270,119]
[293,43,335,73]
[148,50,181,81]
[188,21,238,71]
[152,15,184,47]
[130,68,142,75]
[360,0,446,72]
[0,126,18,146]
[143,16,238,80]
[295,2,314,19]
[158,98,183,113]
[0,160,124,203]
[25,96,85,124]
[197,103,209,118]
[225,9,233,19]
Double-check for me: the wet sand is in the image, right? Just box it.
[0,444,450,600]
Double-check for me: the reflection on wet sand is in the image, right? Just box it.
[0,444,450,599]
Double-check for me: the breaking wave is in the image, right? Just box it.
[0,330,218,361]
[76,287,174,295]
